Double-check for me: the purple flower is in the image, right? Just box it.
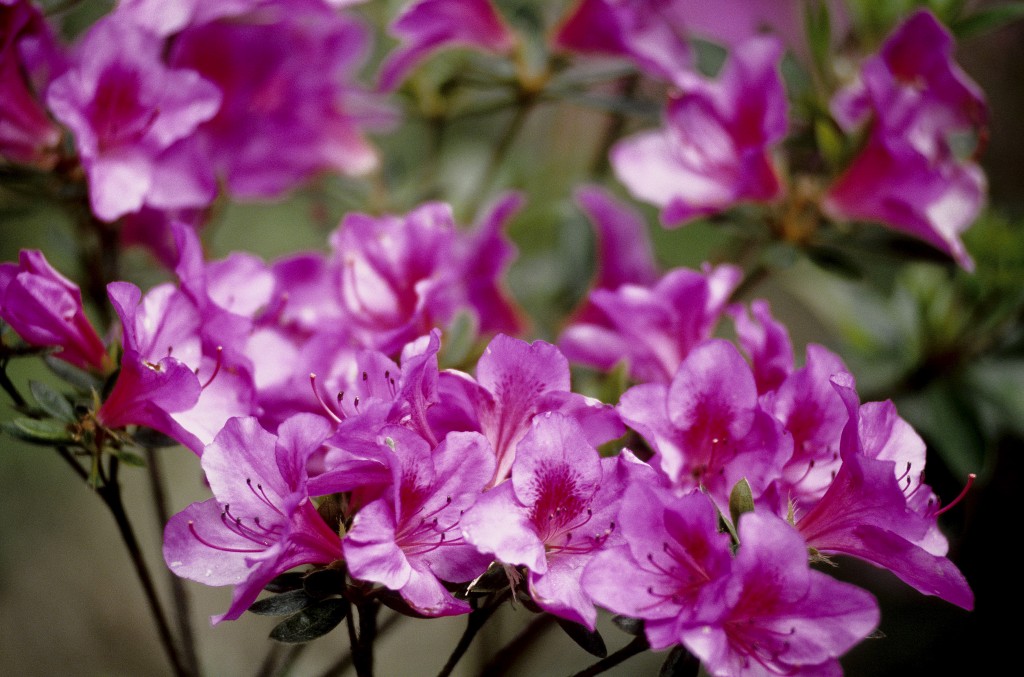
[679,512,879,676]
[461,413,636,629]
[612,36,787,226]
[0,1,64,167]
[791,374,975,610]
[166,0,387,197]
[330,196,524,354]
[343,427,495,616]
[163,415,342,623]
[728,300,794,395]
[823,10,987,270]
[618,339,790,507]
[559,264,740,384]
[432,333,622,487]
[0,250,108,371]
[46,13,220,221]
[378,0,517,91]
[554,0,694,84]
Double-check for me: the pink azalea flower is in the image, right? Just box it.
[0,250,108,371]
[46,13,221,221]
[378,0,517,91]
[567,185,660,326]
[728,300,794,395]
[331,195,525,354]
[343,427,495,616]
[791,374,975,610]
[431,333,622,487]
[461,413,642,629]
[0,0,64,167]
[823,10,987,270]
[582,483,733,647]
[163,415,342,623]
[618,339,790,507]
[559,264,740,384]
[680,512,879,676]
[612,36,787,226]
[166,0,388,197]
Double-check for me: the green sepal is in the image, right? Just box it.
[249,589,316,617]
[268,598,348,643]
[660,645,700,677]
[555,617,607,658]
[612,615,644,636]
[29,380,77,423]
[1,417,75,445]
[728,478,755,530]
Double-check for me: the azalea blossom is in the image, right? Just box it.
[823,10,987,270]
[163,415,342,623]
[0,250,108,372]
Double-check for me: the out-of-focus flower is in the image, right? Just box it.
[331,195,524,354]
[378,0,517,91]
[823,10,987,270]
[163,415,342,623]
[0,0,65,167]
[0,250,108,371]
[559,264,740,384]
[166,0,387,197]
[612,37,787,226]
[46,13,221,221]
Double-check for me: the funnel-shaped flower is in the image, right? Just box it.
[164,415,341,623]
[0,250,108,372]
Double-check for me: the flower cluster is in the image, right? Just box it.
[0,1,987,675]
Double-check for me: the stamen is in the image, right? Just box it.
[933,474,976,517]
[201,346,224,390]
[309,373,342,424]
[188,520,264,553]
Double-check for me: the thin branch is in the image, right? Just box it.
[567,635,649,677]
[97,456,190,677]
[436,594,508,677]
[316,611,401,677]
[147,447,200,677]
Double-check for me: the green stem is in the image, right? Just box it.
[0,359,27,408]
[146,447,200,677]
[588,73,641,178]
[316,611,401,677]
[567,634,649,677]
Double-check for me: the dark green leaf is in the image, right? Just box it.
[115,449,147,467]
[728,478,755,530]
[806,246,863,280]
[612,615,644,636]
[1,417,74,445]
[302,568,346,600]
[131,427,183,448]
[265,572,306,593]
[269,599,348,644]
[43,355,101,392]
[952,5,1024,39]
[660,645,700,677]
[555,617,607,658]
[29,380,77,423]
[467,562,511,595]
[249,590,316,616]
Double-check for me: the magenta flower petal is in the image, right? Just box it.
[0,250,107,371]
[378,0,516,91]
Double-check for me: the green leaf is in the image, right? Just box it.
[249,590,316,616]
[804,0,833,87]
[952,4,1024,39]
[131,427,182,449]
[115,449,147,467]
[43,355,101,392]
[269,599,348,643]
[29,380,77,423]
[302,568,346,600]
[264,572,306,593]
[1,417,74,445]
[660,645,700,677]
[728,478,755,529]
[555,617,607,658]
[611,615,644,636]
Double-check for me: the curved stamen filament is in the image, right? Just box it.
[933,473,976,517]
[310,373,342,423]
[200,346,223,390]
[246,478,285,516]
[189,520,265,553]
